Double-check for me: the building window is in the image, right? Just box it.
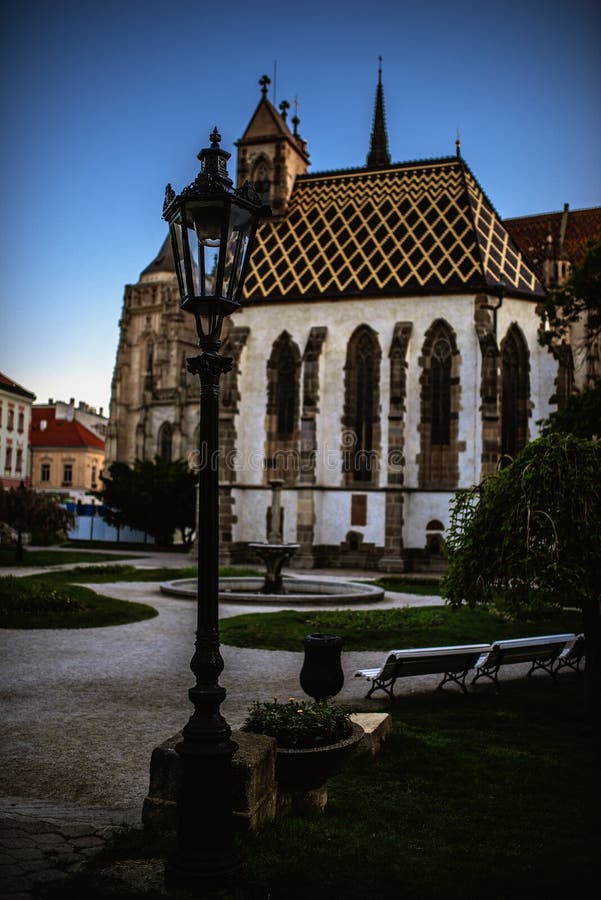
[7,408,14,431]
[41,462,51,482]
[5,447,12,471]
[418,319,460,489]
[91,465,97,488]
[501,324,530,461]
[17,410,24,433]
[158,423,172,462]
[63,463,73,486]
[431,337,452,445]
[15,448,23,472]
[265,331,301,483]
[343,325,381,484]
[144,342,154,392]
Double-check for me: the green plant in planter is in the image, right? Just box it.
[241,698,353,749]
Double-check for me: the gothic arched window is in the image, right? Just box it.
[265,331,301,483]
[343,326,381,484]
[431,337,452,445]
[158,422,173,462]
[252,159,271,206]
[501,325,530,460]
[418,319,460,489]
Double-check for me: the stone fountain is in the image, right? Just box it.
[160,480,384,605]
[247,480,300,594]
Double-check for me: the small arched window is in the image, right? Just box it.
[144,342,154,392]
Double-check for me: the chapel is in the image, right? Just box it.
[106,69,586,570]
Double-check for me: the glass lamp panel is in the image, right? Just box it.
[169,216,187,302]
[188,200,226,299]
[222,205,254,301]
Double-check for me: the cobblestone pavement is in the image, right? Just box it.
[0,549,445,897]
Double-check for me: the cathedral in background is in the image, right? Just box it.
[106,71,601,570]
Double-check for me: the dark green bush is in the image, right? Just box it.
[242,698,353,749]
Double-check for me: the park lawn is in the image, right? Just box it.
[219,605,583,652]
[372,575,442,595]
[0,548,142,567]
[0,578,157,628]
[41,677,598,900]
[19,564,261,584]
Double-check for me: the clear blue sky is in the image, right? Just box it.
[1,0,600,414]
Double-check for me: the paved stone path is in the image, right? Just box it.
[0,549,447,897]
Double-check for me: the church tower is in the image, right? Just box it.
[236,75,310,215]
[105,237,199,467]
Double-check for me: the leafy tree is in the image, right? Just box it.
[441,434,601,709]
[539,378,601,440]
[539,239,601,353]
[96,458,196,547]
[0,483,74,561]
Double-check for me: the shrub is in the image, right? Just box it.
[0,576,85,615]
[242,698,353,749]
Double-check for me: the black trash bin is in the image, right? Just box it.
[300,633,344,701]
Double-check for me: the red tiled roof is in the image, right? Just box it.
[503,206,601,281]
[30,407,105,450]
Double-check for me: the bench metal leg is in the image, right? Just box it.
[365,677,396,701]
[527,658,558,680]
[438,668,471,694]
[471,665,501,690]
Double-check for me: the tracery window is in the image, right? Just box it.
[265,331,301,483]
[343,326,381,484]
[144,342,154,392]
[431,337,452,445]
[418,319,460,489]
[501,325,530,461]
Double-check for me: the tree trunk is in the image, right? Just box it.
[582,596,601,717]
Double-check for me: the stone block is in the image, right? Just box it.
[350,713,392,756]
[142,730,277,834]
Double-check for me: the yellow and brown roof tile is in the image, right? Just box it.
[243,157,545,303]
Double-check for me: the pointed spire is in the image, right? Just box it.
[367,56,391,168]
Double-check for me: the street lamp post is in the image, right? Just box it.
[162,128,269,893]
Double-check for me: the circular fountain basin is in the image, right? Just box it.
[160,576,384,605]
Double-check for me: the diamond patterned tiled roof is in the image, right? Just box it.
[243,157,545,302]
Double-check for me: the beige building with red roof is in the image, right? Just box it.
[30,406,105,499]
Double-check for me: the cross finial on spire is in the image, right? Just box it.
[455,128,461,157]
[259,74,271,97]
[279,99,290,121]
[367,56,391,168]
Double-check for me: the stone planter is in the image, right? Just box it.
[275,721,364,813]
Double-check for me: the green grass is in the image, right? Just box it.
[18,564,261,584]
[0,577,157,628]
[39,678,599,900]
[372,575,442,595]
[220,605,583,652]
[0,548,142,567]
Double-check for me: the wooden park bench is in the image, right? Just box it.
[354,644,491,700]
[471,633,576,689]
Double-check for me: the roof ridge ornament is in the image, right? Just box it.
[366,56,391,168]
[259,74,271,97]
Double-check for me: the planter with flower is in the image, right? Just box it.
[241,698,364,812]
